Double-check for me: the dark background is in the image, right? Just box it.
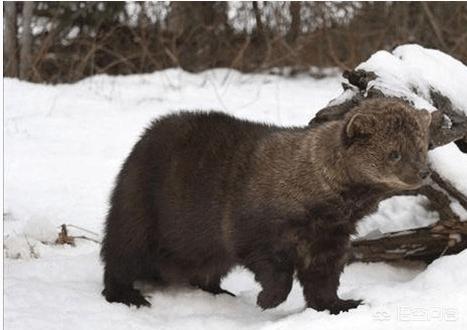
[4,1,467,83]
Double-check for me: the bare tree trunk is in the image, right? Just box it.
[252,2,264,40]
[19,1,34,80]
[165,2,229,71]
[287,1,301,44]
[166,1,186,36]
[421,2,448,50]
[4,2,19,77]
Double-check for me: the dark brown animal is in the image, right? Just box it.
[101,98,432,314]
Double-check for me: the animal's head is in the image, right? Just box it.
[342,98,432,190]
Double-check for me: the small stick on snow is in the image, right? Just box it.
[65,224,100,237]
[73,235,101,244]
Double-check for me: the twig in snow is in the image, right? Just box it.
[73,235,101,244]
[55,224,76,246]
[65,224,99,237]
[23,234,39,258]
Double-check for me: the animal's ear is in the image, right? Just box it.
[418,109,432,129]
[345,113,377,139]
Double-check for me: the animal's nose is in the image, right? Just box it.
[418,168,431,180]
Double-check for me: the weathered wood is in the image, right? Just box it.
[351,222,467,263]
[350,183,467,263]
[431,171,467,210]
[342,69,377,90]
[429,90,467,149]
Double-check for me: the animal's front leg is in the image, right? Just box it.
[246,256,294,310]
[296,249,361,314]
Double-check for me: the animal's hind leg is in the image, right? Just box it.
[190,274,236,297]
[102,267,151,307]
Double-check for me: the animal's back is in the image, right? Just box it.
[149,112,276,260]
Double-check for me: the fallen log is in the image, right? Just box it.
[350,221,467,264]
[351,185,467,263]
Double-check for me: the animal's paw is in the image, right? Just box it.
[103,288,151,308]
[256,289,288,310]
[328,299,362,315]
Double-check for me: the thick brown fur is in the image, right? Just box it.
[101,98,431,314]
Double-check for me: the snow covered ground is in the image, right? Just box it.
[4,64,467,329]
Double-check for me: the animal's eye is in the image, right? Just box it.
[389,150,401,162]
